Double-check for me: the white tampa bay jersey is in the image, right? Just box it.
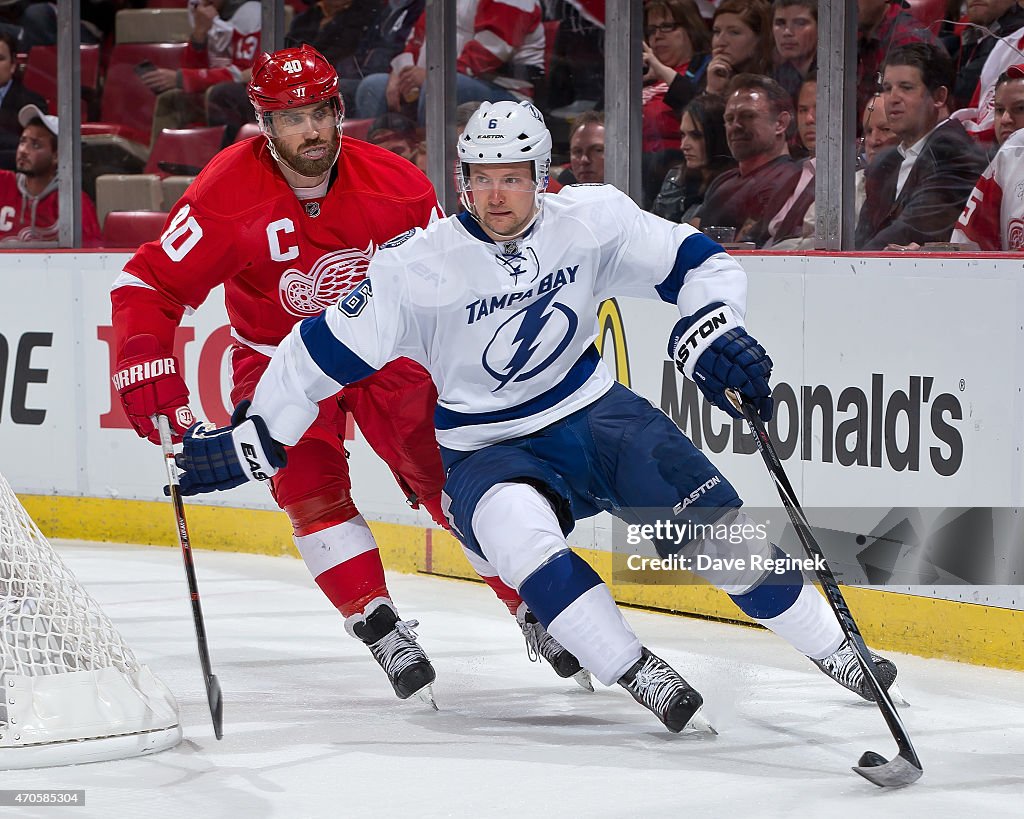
[253,184,749,451]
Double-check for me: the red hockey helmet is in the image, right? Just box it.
[247,44,342,118]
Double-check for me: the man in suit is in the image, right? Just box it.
[855,41,987,250]
[0,30,46,170]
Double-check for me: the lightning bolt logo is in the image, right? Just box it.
[482,289,577,391]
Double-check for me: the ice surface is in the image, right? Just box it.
[4,541,1022,818]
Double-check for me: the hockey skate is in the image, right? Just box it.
[345,598,437,708]
[517,606,593,691]
[618,648,714,734]
[811,639,904,704]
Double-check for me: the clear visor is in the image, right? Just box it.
[461,171,539,194]
[262,100,342,138]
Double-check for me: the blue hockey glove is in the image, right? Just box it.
[668,302,774,422]
[169,401,287,496]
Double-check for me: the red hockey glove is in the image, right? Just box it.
[113,334,195,444]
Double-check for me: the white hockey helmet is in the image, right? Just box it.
[457,100,552,216]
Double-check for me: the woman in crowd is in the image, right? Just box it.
[705,0,774,97]
[651,94,735,224]
[640,0,712,208]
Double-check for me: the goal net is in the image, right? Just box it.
[0,472,181,769]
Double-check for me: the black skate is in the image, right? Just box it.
[345,598,436,706]
[517,606,593,691]
[811,639,899,703]
[618,647,712,733]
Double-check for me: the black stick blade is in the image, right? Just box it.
[207,673,224,740]
[853,750,923,788]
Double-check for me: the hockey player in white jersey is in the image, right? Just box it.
[171,100,898,732]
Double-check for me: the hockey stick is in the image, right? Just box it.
[156,414,224,740]
[725,390,921,788]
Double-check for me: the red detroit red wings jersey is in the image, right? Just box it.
[115,136,441,355]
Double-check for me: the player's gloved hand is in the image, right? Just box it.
[170,401,287,496]
[669,302,773,422]
[113,333,195,444]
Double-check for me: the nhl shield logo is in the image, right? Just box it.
[502,240,519,256]
[304,201,321,218]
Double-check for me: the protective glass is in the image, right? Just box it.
[263,102,341,137]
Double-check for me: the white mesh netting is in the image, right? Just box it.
[0,475,137,685]
[0,472,181,768]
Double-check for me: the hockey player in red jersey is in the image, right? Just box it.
[110,45,588,703]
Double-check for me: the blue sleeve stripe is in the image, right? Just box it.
[654,232,724,304]
[299,313,377,386]
[519,551,602,627]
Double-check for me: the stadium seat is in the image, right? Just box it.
[344,118,374,141]
[22,44,101,120]
[94,174,164,228]
[144,125,227,177]
[81,134,149,201]
[161,175,195,210]
[94,43,188,145]
[101,211,170,248]
[115,9,192,44]
[234,122,262,143]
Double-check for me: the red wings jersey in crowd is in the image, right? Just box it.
[0,169,102,246]
[113,135,442,356]
[951,129,1024,252]
[180,0,261,94]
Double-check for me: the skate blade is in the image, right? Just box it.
[414,683,438,711]
[683,706,717,735]
[571,669,594,692]
[887,682,909,707]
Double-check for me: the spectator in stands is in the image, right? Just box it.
[556,110,605,186]
[945,0,1024,111]
[354,0,545,123]
[698,74,802,246]
[950,66,1024,250]
[0,0,105,51]
[855,92,898,214]
[772,0,817,104]
[0,104,101,245]
[705,0,774,98]
[140,0,261,144]
[286,1,382,69]
[544,0,605,116]
[640,0,712,208]
[366,111,420,161]
[651,93,734,224]
[647,0,720,119]
[992,64,1024,146]
[763,72,816,248]
[0,29,46,171]
[856,0,939,123]
[855,42,987,250]
[285,0,422,115]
